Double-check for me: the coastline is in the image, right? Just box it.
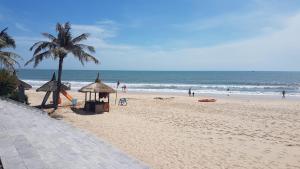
[126,90,300,100]
[26,87,300,104]
[18,70,300,97]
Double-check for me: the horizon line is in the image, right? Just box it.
[16,68,300,72]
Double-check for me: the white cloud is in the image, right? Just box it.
[15,12,300,70]
[72,22,135,50]
[173,10,286,35]
[96,19,118,27]
[172,0,300,37]
[15,36,43,46]
[94,12,300,71]
[72,24,115,39]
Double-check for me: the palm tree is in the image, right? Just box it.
[25,22,99,109]
[0,28,20,71]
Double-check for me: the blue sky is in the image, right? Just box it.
[1,0,300,70]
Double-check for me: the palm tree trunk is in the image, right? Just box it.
[54,56,64,109]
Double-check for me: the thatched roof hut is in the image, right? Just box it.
[79,73,115,93]
[79,73,115,113]
[36,73,70,92]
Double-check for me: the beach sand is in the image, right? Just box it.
[26,90,300,169]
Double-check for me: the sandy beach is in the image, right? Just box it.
[26,90,300,169]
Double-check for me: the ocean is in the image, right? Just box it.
[17,69,300,96]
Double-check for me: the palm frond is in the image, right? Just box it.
[72,33,90,44]
[56,23,63,32]
[42,33,56,41]
[0,28,8,34]
[0,51,21,60]
[0,27,16,48]
[25,50,53,67]
[64,22,71,30]
[0,38,6,47]
[0,57,15,70]
[0,28,20,70]
[32,41,56,55]
[71,47,99,65]
[81,52,99,64]
[74,44,95,53]
[30,41,43,51]
[0,51,20,70]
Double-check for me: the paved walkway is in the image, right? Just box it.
[0,98,149,169]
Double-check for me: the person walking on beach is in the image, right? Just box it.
[192,92,195,97]
[188,88,191,96]
[117,80,120,89]
[227,88,230,96]
[282,90,286,99]
[123,85,127,92]
[121,85,126,92]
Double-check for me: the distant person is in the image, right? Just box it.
[282,90,286,99]
[117,80,120,89]
[192,92,195,97]
[123,85,127,92]
[227,88,230,96]
[188,88,191,96]
[121,85,125,92]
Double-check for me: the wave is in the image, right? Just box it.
[22,79,300,96]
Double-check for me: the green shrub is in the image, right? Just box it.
[0,69,17,96]
[8,90,18,100]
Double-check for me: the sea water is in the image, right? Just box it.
[17,69,300,96]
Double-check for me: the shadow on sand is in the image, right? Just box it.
[34,104,55,109]
[71,107,104,115]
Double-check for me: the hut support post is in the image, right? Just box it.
[89,92,91,101]
[85,92,87,102]
[94,92,96,101]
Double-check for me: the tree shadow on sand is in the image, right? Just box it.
[34,104,55,109]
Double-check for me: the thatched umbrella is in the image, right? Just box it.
[12,71,32,90]
[79,73,115,112]
[12,71,32,103]
[36,73,70,92]
[17,79,32,90]
[37,73,70,107]
[15,79,32,104]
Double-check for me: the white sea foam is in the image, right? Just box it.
[22,79,300,96]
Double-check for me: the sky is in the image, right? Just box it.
[1,0,300,71]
